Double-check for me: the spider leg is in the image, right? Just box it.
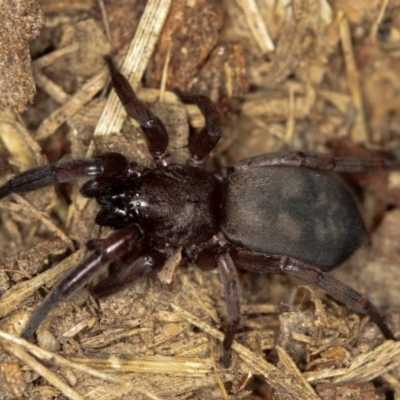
[0,152,130,200]
[281,261,396,340]
[93,248,167,297]
[230,247,396,341]
[21,226,142,339]
[188,243,240,367]
[104,56,172,167]
[226,151,400,175]
[216,251,241,368]
[0,158,103,199]
[175,92,222,167]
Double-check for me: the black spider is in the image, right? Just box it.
[0,56,398,367]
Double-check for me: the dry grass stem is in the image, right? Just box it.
[0,330,162,400]
[36,69,108,140]
[2,339,85,400]
[338,12,369,143]
[236,0,275,53]
[170,303,320,400]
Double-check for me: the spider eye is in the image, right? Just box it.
[127,197,149,219]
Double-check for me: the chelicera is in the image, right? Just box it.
[0,56,398,367]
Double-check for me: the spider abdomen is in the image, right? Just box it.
[221,166,367,270]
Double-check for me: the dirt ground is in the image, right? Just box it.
[1,0,400,399]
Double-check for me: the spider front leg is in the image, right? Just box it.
[22,226,142,339]
[0,159,103,199]
[105,56,172,167]
[0,152,129,200]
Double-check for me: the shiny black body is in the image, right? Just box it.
[85,164,223,245]
[0,56,398,367]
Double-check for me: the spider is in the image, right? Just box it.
[0,56,398,367]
